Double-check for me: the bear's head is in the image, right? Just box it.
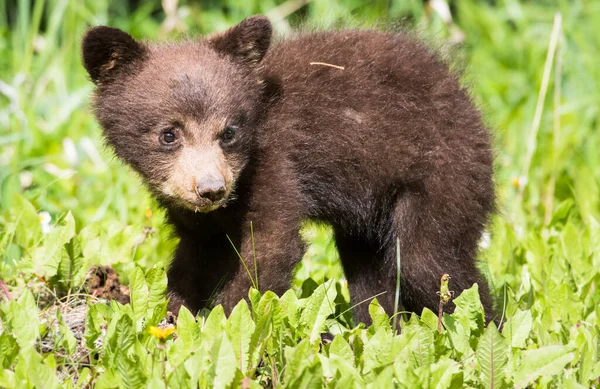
[82,16,274,212]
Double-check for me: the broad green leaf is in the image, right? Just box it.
[287,359,323,389]
[550,199,573,226]
[404,315,434,368]
[366,365,394,389]
[452,284,485,337]
[299,278,337,344]
[129,266,149,331]
[329,334,354,364]
[514,345,575,387]
[0,369,15,389]
[363,328,394,373]
[0,333,18,369]
[226,300,255,373]
[167,363,192,389]
[476,322,508,389]
[175,305,200,347]
[443,314,472,358]
[145,267,167,319]
[283,339,314,386]
[5,289,40,349]
[420,308,439,331]
[201,305,227,339]
[368,298,391,334]
[502,309,532,349]
[280,289,301,329]
[10,194,42,248]
[106,313,136,364]
[32,211,76,278]
[430,358,463,389]
[25,350,61,389]
[55,233,85,291]
[115,351,146,389]
[206,334,237,389]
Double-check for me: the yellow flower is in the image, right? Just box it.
[149,325,176,340]
[145,207,153,219]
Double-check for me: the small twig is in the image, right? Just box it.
[544,24,563,225]
[266,0,312,22]
[309,62,345,70]
[519,13,562,195]
[436,274,454,333]
[0,280,11,301]
[392,237,401,333]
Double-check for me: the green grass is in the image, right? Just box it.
[1,0,599,387]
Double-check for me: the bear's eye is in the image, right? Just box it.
[221,126,237,144]
[159,128,178,145]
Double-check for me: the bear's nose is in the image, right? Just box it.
[195,178,226,203]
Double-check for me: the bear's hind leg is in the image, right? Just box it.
[392,193,496,324]
[334,230,399,326]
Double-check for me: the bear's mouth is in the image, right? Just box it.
[182,198,227,213]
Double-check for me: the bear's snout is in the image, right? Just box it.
[194,176,226,204]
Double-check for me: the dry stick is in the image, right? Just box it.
[266,0,312,22]
[0,280,10,301]
[309,62,345,70]
[437,274,453,333]
[392,237,401,332]
[519,13,563,198]
[544,30,563,225]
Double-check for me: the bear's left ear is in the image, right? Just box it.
[209,16,272,65]
[82,26,146,84]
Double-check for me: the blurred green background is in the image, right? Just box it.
[0,0,599,321]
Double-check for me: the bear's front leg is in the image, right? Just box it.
[215,158,306,314]
[215,208,305,314]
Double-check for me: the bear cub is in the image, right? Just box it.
[82,16,495,324]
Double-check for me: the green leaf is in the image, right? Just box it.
[115,351,146,389]
[129,266,148,331]
[430,357,463,389]
[4,289,40,349]
[329,334,354,364]
[55,233,85,291]
[283,339,314,385]
[10,194,41,248]
[25,350,61,389]
[201,305,227,340]
[443,314,472,358]
[366,365,394,389]
[175,305,200,346]
[106,313,136,364]
[32,211,76,279]
[145,267,167,319]
[502,309,532,349]
[0,333,18,369]
[226,300,255,373]
[368,298,391,334]
[514,345,575,387]
[363,328,394,373]
[299,279,337,344]
[206,334,237,389]
[476,322,508,389]
[549,199,573,225]
[452,284,485,337]
[404,315,434,368]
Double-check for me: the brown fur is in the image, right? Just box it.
[82,16,496,324]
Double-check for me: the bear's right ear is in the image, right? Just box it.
[82,26,146,84]
[209,16,272,66]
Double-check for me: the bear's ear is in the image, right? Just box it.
[209,16,272,65]
[82,26,146,84]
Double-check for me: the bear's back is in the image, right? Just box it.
[259,30,493,226]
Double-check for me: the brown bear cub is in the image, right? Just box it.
[82,16,495,324]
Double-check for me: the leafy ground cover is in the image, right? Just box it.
[1,0,599,387]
